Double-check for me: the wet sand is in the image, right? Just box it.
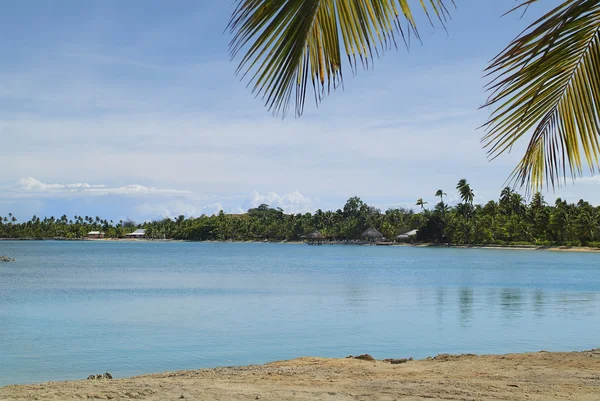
[2,350,599,400]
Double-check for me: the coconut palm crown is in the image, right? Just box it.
[229,0,600,191]
[456,179,474,205]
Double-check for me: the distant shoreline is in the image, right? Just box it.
[2,237,600,253]
[410,243,600,253]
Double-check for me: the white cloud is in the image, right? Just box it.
[0,58,507,210]
[17,177,107,191]
[576,175,600,184]
[244,190,313,214]
[7,177,190,198]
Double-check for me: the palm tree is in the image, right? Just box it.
[229,0,600,190]
[530,192,545,211]
[500,187,513,205]
[416,198,428,210]
[456,179,474,206]
[434,189,448,238]
[510,193,526,216]
[456,179,475,242]
[435,190,447,205]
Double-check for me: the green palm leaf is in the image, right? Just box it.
[228,0,452,117]
[482,0,600,191]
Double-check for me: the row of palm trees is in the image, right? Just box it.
[415,180,600,246]
[0,199,421,241]
[2,180,600,246]
[417,180,473,210]
[0,215,134,239]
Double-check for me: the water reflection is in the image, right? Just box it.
[342,284,367,310]
[436,288,445,319]
[340,285,599,327]
[459,288,473,325]
[533,289,545,317]
[500,288,523,314]
[555,292,599,317]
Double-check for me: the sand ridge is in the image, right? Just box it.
[1,350,599,400]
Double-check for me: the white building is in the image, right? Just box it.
[87,231,105,239]
[396,229,418,241]
[125,229,146,239]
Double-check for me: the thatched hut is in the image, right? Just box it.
[361,227,383,242]
[307,231,325,245]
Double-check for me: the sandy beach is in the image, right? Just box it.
[1,350,599,401]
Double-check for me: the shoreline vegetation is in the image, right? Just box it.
[2,183,600,250]
[1,350,599,400]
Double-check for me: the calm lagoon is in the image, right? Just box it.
[0,241,598,385]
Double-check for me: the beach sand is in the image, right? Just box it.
[2,350,599,401]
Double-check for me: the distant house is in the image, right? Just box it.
[396,229,418,242]
[125,229,146,239]
[87,231,105,239]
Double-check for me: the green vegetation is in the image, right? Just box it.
[0,215,137,240]
[0,198,419,242]
[228,0,600,190]
[417,180,600,247]
[2,180,600,247]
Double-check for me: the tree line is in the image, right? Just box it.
[417,180,600,247]
[0,198,420,242]
[0,214,138,240]
[1,180,600,247]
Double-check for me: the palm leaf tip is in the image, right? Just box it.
[482,0,600,191]
[228,0,454,117]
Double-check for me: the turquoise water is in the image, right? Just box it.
[0,241,599,386]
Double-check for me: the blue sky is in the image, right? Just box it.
[2,0,597,222]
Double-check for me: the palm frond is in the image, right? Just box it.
[482,0,600,191]
[228,0,453,117]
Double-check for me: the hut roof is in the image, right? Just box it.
[125,229,146,237]
[308,231,325,239]
[362,227,383,238]
[396,229,418,239]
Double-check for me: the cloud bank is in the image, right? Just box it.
[9,177,190,198]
